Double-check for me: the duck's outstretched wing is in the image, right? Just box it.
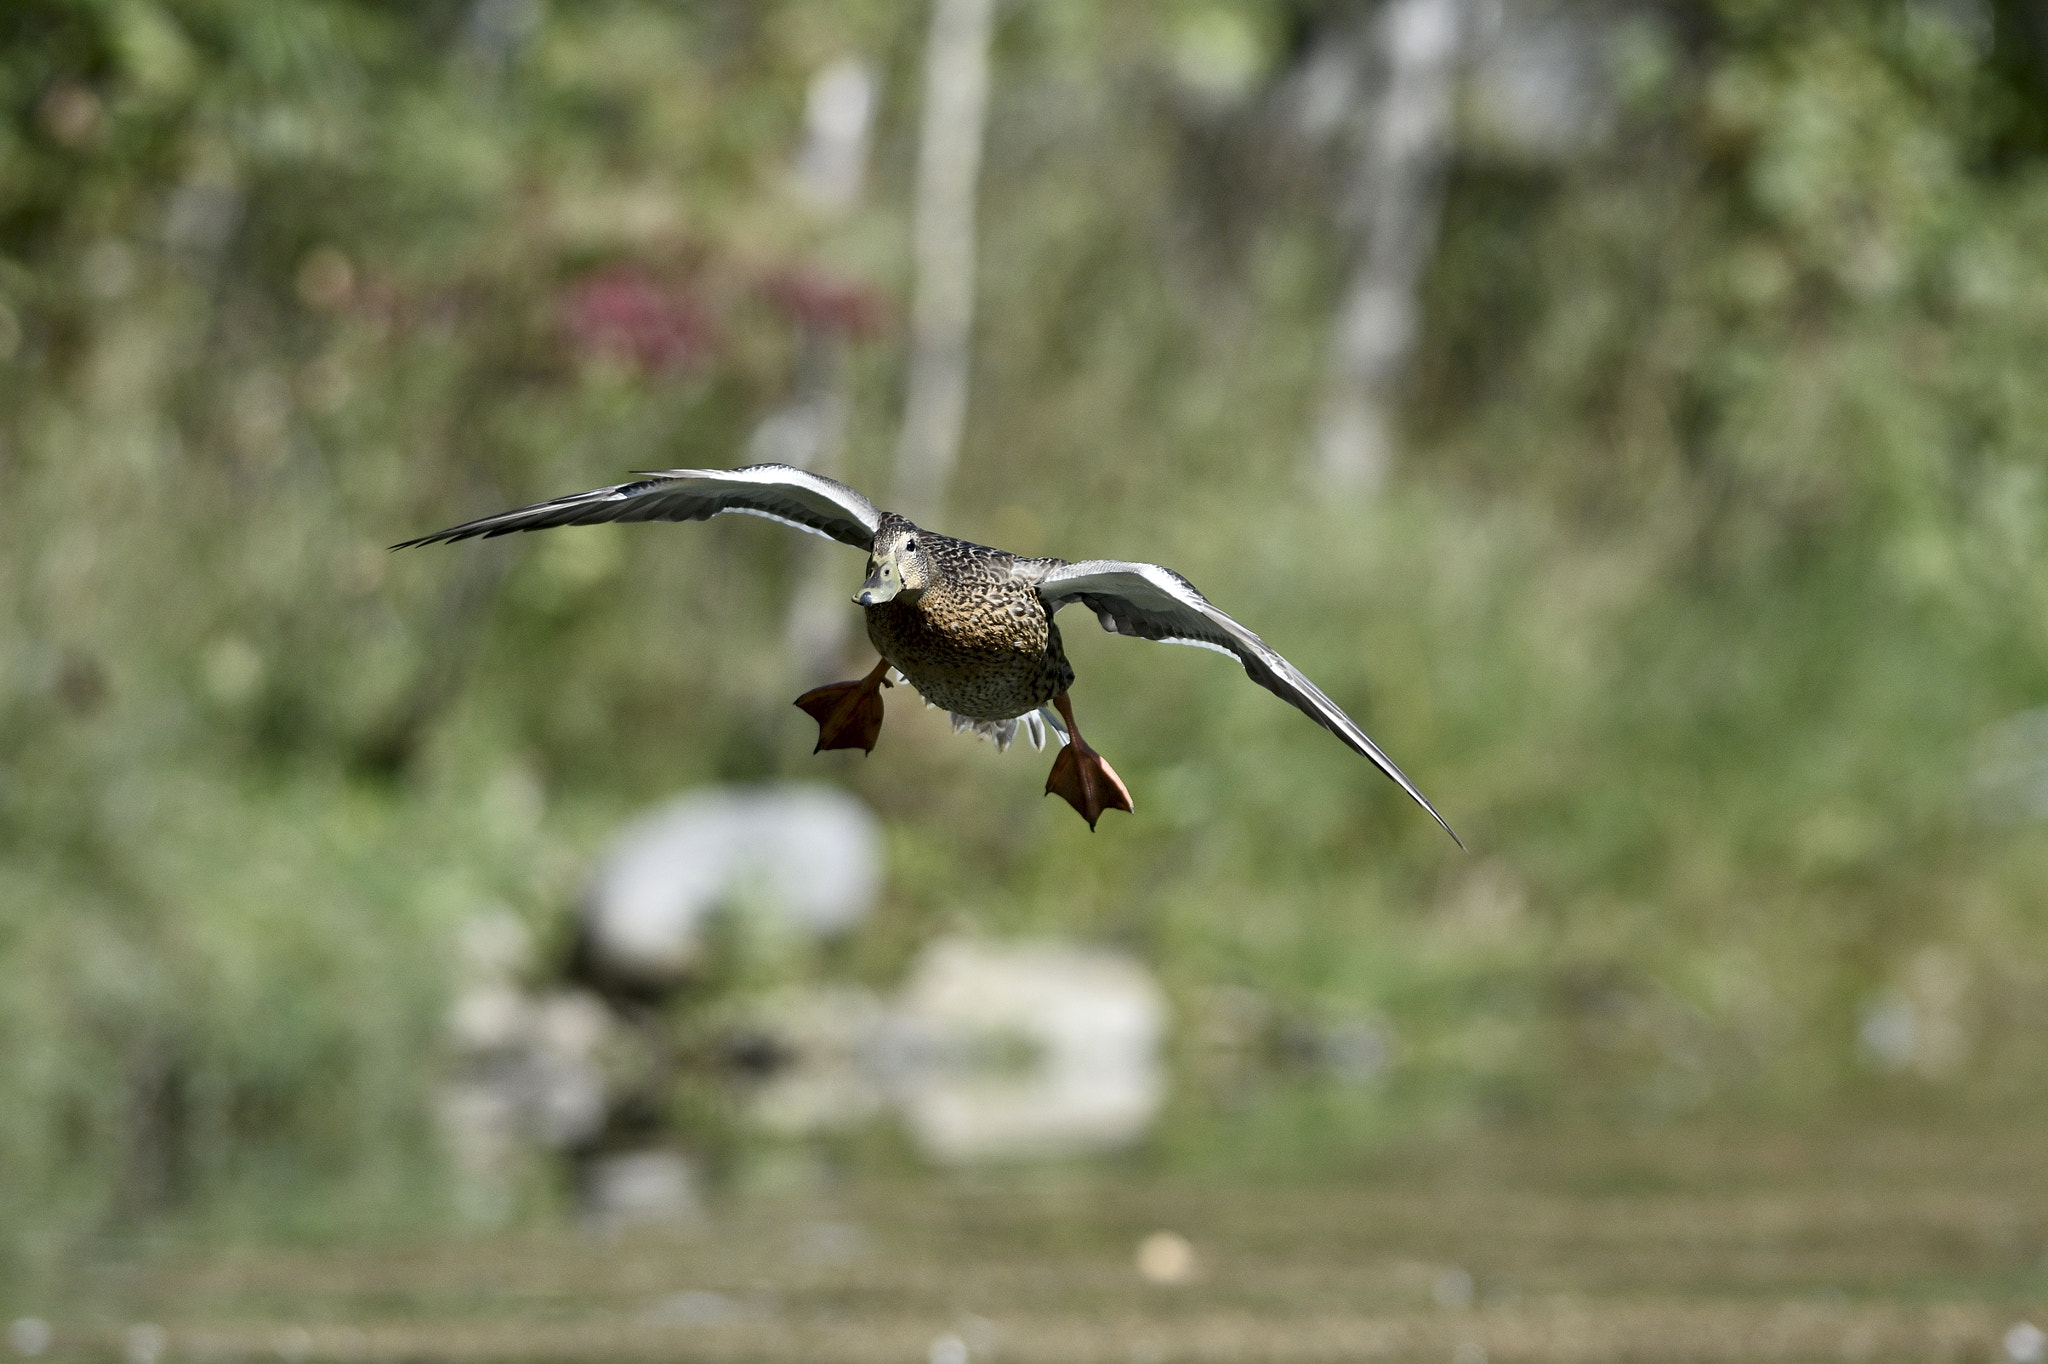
[1034,559,1461,847]
[393,464,881,551]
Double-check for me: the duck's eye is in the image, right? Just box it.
[904,538,918,553]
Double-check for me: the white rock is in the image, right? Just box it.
[9,1319,51,1358]
[1136,1231,1197,1285]
[527,991,613,1147]
[447,984,528,1053]
[582,1148,701,1230]
[585,785,882,983]
[890,938,1167,1162]
[440,987,615,1187]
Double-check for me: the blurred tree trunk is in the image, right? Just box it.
[891,0,996,525]
[778,59,880,681]
[1314,0,1465,495]
[776,328,859,679]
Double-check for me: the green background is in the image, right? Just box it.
[6,0,2048,1265]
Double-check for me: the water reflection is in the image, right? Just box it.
[440,787,1172,1222]
[581,1148,702,1233]
[886,938,1167,1163]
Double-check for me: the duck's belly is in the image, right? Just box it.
[866,603,1072,722]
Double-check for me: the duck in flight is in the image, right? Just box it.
[396,464,1458,841]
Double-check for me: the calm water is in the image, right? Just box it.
[23,1123,2048,1362]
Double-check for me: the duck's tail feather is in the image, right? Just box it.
[945,707,1069,753]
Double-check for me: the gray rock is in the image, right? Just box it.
[889,938,1168,1162]
[582,1147,702,1231]
[584,784,882,984]
[713,937,1170,1162]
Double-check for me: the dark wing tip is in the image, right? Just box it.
[1360,735,1464,850]
[390,525,484,550]
[391,520,533,550]
[1361,730,1462,848]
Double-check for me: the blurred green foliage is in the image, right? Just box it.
[6,0,2048,1262]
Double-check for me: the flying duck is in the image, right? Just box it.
[396,464,1458,841]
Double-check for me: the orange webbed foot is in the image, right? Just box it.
[795,658,893,754]
[1045,742,1134,830]
[1042,692,1133,830]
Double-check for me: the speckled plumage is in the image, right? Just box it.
[860,512,1073,722]
[396,463,1459,842]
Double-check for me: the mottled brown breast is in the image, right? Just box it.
[863,540,1073,721]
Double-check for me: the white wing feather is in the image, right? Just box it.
[394,463,881,551]
[1035,559,1461,847]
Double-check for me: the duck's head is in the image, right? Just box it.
[855,520,931,607]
